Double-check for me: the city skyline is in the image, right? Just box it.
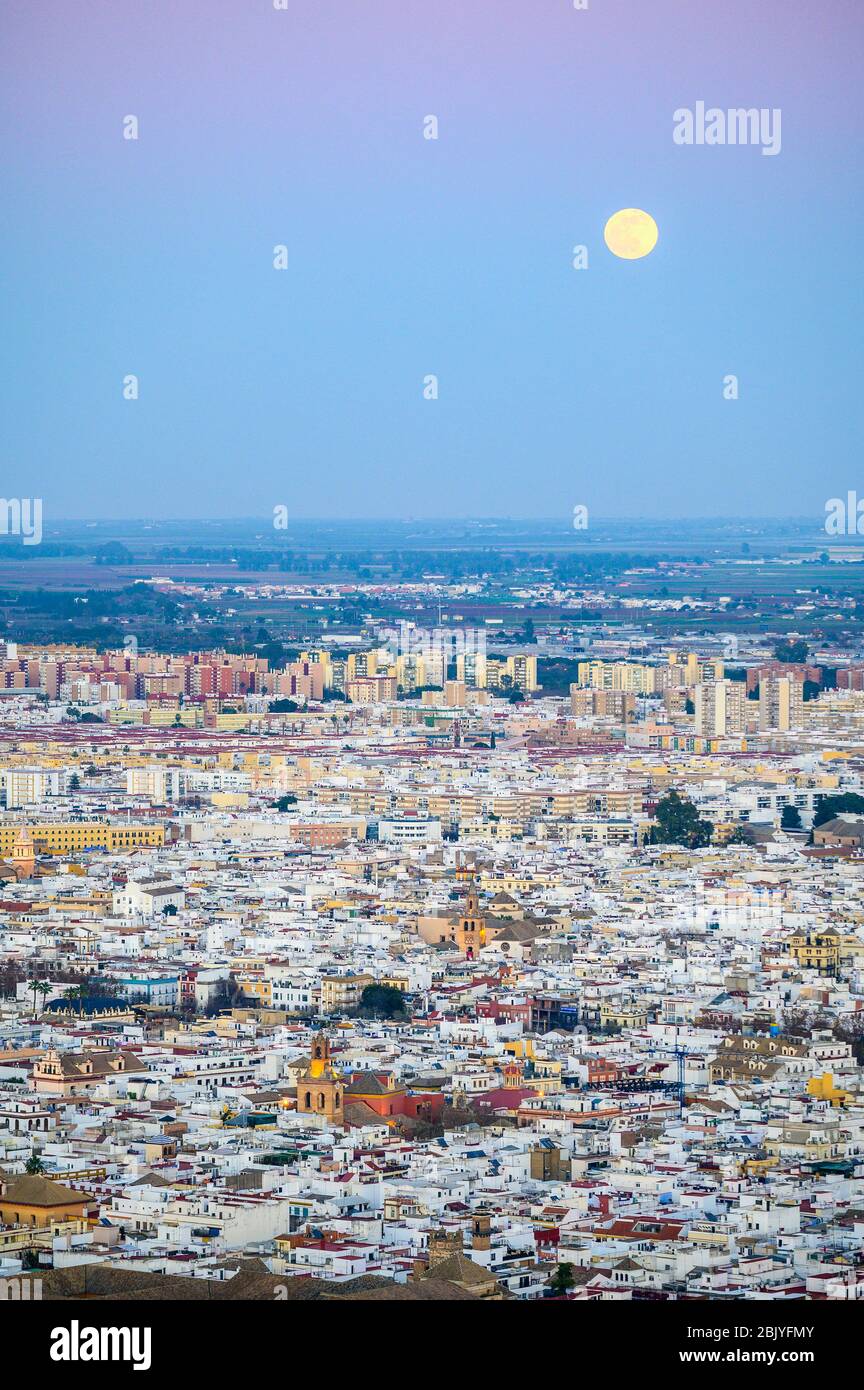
[1,0,863,1345]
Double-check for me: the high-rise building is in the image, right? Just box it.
[759,675,805,732]
[456,651,487,688]
[694,679,747,738]
[576,660,656,694]
[509,655,538,693]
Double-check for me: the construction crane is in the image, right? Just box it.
[644,1041,691,1119]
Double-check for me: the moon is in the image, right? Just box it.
[604,208,659,260]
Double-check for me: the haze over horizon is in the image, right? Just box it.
[30,513,854,531]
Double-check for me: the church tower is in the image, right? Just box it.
[457,879,485,960]
[308,1033,331,1079]
[472,1212,491,1253]
[297,1034,345,1124]
[502,1060,523,1090]
[12,826,35,880]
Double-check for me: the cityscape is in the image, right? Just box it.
[2,0,862,1362]
[0,520,863,1315]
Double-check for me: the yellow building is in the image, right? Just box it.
[787,928,841,974]
[33,1047,148,1095]
[380,973,410,993]
[600,1000,649,1030]
[237,977,273,1007]
[212,713,253,731]
[508,655,538,693]
[807,1072,851,1107]
[320,974,374,1012]
[0,822,164,856]
[0,1173,94,1229]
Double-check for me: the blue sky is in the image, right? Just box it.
[1,0,862,521]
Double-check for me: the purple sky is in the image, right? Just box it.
[2,0,862,520]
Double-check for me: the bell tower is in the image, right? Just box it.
[296,1071,344,1123]
[297,1034,344,1124]
[472,1212,491,1252]
[309,1033,331,1079]
[12,826,35,880]
[458,879,484,960]
[502,1060,522,1089]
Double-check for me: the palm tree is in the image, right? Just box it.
[33,981,52,1017]
[63,985,87,1018]
[29,975,51,1019]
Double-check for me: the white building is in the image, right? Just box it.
[112,878,186,917]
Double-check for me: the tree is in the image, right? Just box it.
[63,985,88,1017]
[781,1008,833,1039]
[647,789,713,849]
[726,825,754,845]
[773,638,808,664]
[272,795,298,812]
[0,959,24,999]
[94,541,133,566]
[25,1155,45,1175]
[833,1014,864,1064]
[29,977,51,1017]
[813,793,864,828]
[550,1262,576,1294]
[781,805,802,830]
[69,773,81,791]
[205,977,244,1016]
[356,984,408,1019]
[441,1096,477,1131]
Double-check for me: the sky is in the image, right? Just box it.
[1,0,862,522]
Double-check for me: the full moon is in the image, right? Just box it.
[604,208,659,260]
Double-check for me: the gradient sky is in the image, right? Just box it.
[1,0,862,521]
